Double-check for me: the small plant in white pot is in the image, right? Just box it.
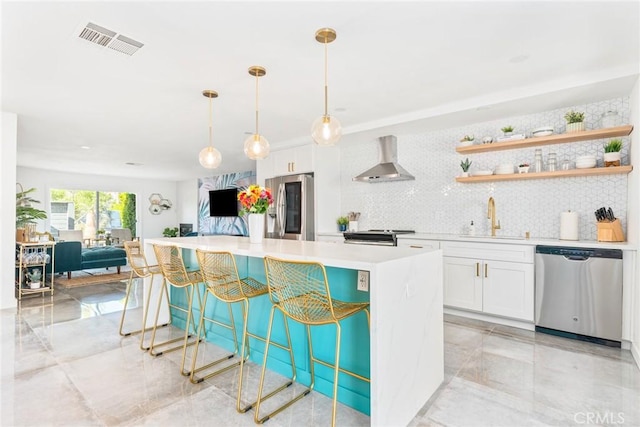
[26,268,42,289]
[460,158,472,177]
[603,138,622,167]
[500,126,514,137]
[564,110,585,133]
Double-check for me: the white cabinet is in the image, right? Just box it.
[442,241,534,321]
[271,145,314,176]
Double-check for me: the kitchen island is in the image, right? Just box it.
[144,236,443,427]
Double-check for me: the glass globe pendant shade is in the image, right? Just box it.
[199,146,222,169]
[244,134,270,160]
[311,114,342,146]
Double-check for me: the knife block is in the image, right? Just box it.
[596,219,625,242]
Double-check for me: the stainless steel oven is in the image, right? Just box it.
[343,230,414,246]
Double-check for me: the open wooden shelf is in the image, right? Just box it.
[456,165,633,183]
[455,125,633,154]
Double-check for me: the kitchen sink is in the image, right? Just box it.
[465,235,526,240]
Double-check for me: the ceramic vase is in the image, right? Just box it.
[248,213,265,244]
[566,122,585,133]
[604,152,621,167]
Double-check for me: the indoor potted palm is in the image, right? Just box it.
[16,186,47,242]
[564,110,585,133]
[603,138,622,167]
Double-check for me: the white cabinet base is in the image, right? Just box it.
[444,307,535,331]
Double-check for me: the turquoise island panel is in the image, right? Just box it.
[169,252,371,414]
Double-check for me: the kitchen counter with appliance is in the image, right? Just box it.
[398,232,637,250]
[144,235,443,427]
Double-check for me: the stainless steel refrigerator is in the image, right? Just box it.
[264,173,314,241]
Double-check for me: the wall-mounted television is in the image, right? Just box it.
[209,188,239,217]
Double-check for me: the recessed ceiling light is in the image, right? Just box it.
[80,145,90,149]
[125,162,143,166]
[509,54,530,64]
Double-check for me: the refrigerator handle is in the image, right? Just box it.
[277,183,286,238]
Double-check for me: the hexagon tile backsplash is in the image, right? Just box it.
[340,96,630,240]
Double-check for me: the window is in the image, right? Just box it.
[49,189,136,238]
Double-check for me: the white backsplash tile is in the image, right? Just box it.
[340,97,630,240]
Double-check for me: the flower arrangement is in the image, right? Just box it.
[237,185,273,216]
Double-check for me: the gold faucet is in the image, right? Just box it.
[487,197,501,237]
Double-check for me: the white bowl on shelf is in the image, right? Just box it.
[576,155,596,162]
[575,161,597,169]
[532,126,554,137]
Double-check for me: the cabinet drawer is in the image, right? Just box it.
[442,241,533,263]
[397,239,440,250]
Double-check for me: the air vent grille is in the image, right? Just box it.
[77,22,143,56]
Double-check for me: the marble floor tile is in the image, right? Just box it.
[2,284,639,427]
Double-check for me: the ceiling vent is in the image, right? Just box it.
[78,22,144,56]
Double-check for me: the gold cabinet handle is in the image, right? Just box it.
[485,263,488,278]
[476,262,480,277]
[410,245,423,249]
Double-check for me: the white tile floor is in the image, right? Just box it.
[2,280,639,426]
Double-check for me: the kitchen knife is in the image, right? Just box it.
[607,207,615,221]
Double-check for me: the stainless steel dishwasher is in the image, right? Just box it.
[535,245,623,347]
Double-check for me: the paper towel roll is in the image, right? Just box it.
[560,211,579,240]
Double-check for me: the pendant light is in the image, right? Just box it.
[311,27,342,146]
[198,90,222,169]
[244,66,270,160]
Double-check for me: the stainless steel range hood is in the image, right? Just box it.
[353,135,415,183]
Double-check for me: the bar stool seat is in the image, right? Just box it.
[119,241,169,351]
[191,249,296,413]
[151,243,203,376]
[255,256,370,427]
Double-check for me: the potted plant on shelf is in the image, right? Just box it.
[518,163,530,174]
[603,138,623,167]
[16,185,47,242]
[26,268,42,289]
[162,227,179,237]
[460,158,472,177]
[501,126,514,137]
[337,216,349,232]
[564,110,585,133]
[459,135,474,146]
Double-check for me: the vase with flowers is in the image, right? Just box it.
[238,185,273,243]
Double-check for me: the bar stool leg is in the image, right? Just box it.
[254,307,310,424]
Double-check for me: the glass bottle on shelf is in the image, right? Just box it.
[561,158,571,170]
[547,152,557,172]
[533,149,543,173]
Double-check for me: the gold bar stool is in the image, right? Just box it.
[151,243,202,376]
[119,241,169,351]
[255,256,371,426]
[192,249,296,413]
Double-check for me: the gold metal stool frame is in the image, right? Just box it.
[151,244,203,376]
[119,241,169,351]
[191,249,296,413]
[255,256,371,427]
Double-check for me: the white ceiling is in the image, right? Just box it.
[2,1,639,181]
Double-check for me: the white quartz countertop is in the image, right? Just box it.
[398,232,637,250]
[145,235,435,270]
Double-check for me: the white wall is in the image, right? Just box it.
[1,112,18,310]
[628,77,640,367]
[341,96,631,241]
[177,178,198,232]
[16,167,179,240]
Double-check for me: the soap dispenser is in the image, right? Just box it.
[469,221,476,236]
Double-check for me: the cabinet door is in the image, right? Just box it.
[270,145,314,176]
[443,256,482,311]
[290,145,313,174]
[397,239,440,250]
[271,150,293,176]
[482,260,534,321]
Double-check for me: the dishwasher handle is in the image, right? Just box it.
[564,255,590,261]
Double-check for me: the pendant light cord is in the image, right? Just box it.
[255,73,260,135]
[208,95,213,148]
[324,38,328,117]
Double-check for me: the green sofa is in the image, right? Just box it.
[47,241,127,279]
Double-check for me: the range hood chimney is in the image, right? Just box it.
[353,135,415,183]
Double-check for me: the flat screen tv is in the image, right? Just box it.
[209,188,239,217]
